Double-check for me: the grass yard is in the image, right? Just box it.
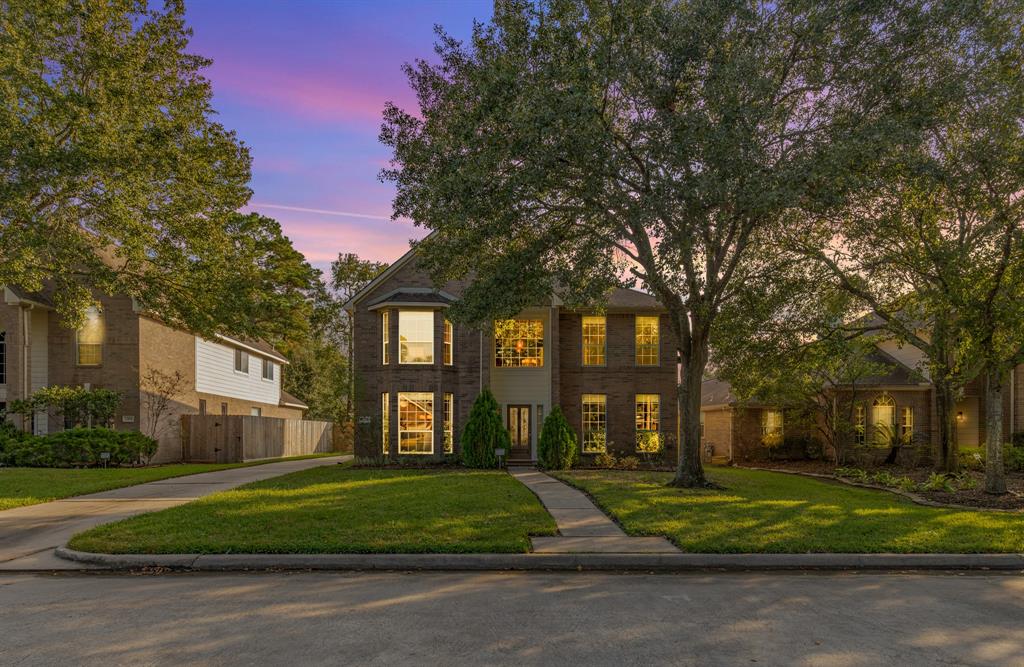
[552,467,1024,553]
[0,453,340,511]
[68,467,557,554]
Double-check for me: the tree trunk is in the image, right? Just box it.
[984,369,1007,495]
[669,336,713,488]
[934,380,958,473]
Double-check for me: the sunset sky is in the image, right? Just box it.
[184,1,493,272]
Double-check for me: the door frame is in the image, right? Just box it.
[507,404,532,455]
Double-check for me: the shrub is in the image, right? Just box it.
[0,428,157,468]
[617,455,640,470]
[917,473,955,493]
[958,447,985,471]
[1006,446,1024,472]
[460,390,509,469]
[537,406,578,470]
[593,452,618,469]
[1012,432,1024,448]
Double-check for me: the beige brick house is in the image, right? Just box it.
[345,243,679,463]
[0,284,306,462]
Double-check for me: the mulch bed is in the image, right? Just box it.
[739,460,1024,511]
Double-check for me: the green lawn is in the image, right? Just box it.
[552,467,1024,553]
[68,467,557,554]
[0,453,340,511]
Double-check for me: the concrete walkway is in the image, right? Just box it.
[0,455,348,570]
[508,467,678,554]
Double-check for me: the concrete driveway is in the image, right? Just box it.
[0,455,348,570]
[1,570,1022,666]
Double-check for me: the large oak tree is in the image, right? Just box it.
[382,0,959,486]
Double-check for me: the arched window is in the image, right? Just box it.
[871,394,896,445]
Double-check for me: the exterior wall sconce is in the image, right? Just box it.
[956,411,965,423]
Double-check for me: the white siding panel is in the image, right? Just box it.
[195,338,280,405]
[877,339,929,380]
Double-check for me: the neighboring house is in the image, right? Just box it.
[0,284,306,462]
[702,340,1024,462]
[345,243,678,463]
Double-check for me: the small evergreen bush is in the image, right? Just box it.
[460,390,509,468]
[0,428,157,467]
[537,406,578,470]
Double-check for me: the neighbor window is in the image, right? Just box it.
[262,359,274,380]
[382,311,390,365]
[250,407,261,417]
[635,316,660,366]
[761,409,783,437]
[854,404,866,445]
[872,394,896,445]
[901,406,914,444]
[581,394,607,453]
[582,316,606,366]
[76,306,104,366]
[0,331,5,384]
[444,319,453,365]
[382,393,390,454]
[700,411,706,440]
[398,392,434,454]
[443,393,454,454]
[399,311,434,364]
[494,319,544,367]
[234,349,249,373]
[635,394,661,452]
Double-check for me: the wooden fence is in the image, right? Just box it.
[181,414,342,463]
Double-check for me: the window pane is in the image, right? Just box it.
[582,316,606,366]
[77,307,104,365]
[444,320,453,365]
[382,393,390,454]
[399,311,434,364]
[443,393,454,454]
[635,394,661,452]
[382,311,390,365]
[399,392,434,454]
[582,394,607,453]
[494,319,544,367]
[635,316,659,365]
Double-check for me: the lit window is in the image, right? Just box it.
[872,394,896,445]
[901,406,914,444]
[582,394,607,453]
[582,316,606,366]
[443,393,454,454]
[444,320,453,365]
[76,306,104,366]
[382,393,390,454]
[262,359,274,380]
[635,394,661,452]
[635,316,660,366]
[854,404,866,445]
[761,409,783,438]
[494,319,544,367]
[398,392,434,454]
[399,311,434,364]
[382,311,390,365]
[234,349,249,373]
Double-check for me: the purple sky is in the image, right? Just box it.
[184,1,493,273]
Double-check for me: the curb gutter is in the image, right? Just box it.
[53,547,1024,573]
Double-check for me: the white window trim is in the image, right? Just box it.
[634,393,661,451]
[444,319,454,366]
[234,349,250,375]
[382,310,390,365]
[399,310,435,365]
[581,393,608,454]
[581,315,607,367]
[261,359,275,382]
[635,315,660,367]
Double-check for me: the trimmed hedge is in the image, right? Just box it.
[460,390,509,469]
[0,427,157,468]
[538,406,578,470]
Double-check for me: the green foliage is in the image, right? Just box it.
[537,406,578,470]
[635,430,662,454]
[0,428,157,468]
[11,386,122,427]
[617,456,640,470]
[1004,447,1024,472]
[593,452,618,469]
[918,473,956,494]
[460,390,508,469]
[1012,432,1024,448]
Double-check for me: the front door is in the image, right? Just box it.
[507,405,531,459]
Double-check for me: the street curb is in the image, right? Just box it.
[53,547,1024,572]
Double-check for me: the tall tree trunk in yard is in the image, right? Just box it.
[934,379,959,473]
[984,370,1007,494]
[670,311,713,489]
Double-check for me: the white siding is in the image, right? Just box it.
[877,339,929,380]
[30,309,47,433]
[195,338,280,405]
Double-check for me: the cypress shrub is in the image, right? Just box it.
[538,406,578,470]
[460,389,509,468]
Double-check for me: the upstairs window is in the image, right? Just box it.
[382,311,390,365]
[635,316,660,366]
[262,359,275,380]
[582,316,606,366]
[234,349,249,373]
[494,319,544,367]
[399,311,434,364]
[76,306,104,366]
[444,319,453,365]
[581,394,607,453]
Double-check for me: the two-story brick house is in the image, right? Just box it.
[0,284,306,462]
[345,243,679,463]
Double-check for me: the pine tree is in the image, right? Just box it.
[460,390,508,468]
[538,406,578,470]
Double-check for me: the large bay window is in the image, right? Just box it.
[582,394,607,453]
[635,394,661,452]
[399,311,434,364]
[398,392,434,454]
[635,316,660,366]
[76,306,104,366]
[582,316,606,366]
[494,319,544,367]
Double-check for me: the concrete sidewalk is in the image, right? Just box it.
[508,467,678,554]
[0,455,348,570]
